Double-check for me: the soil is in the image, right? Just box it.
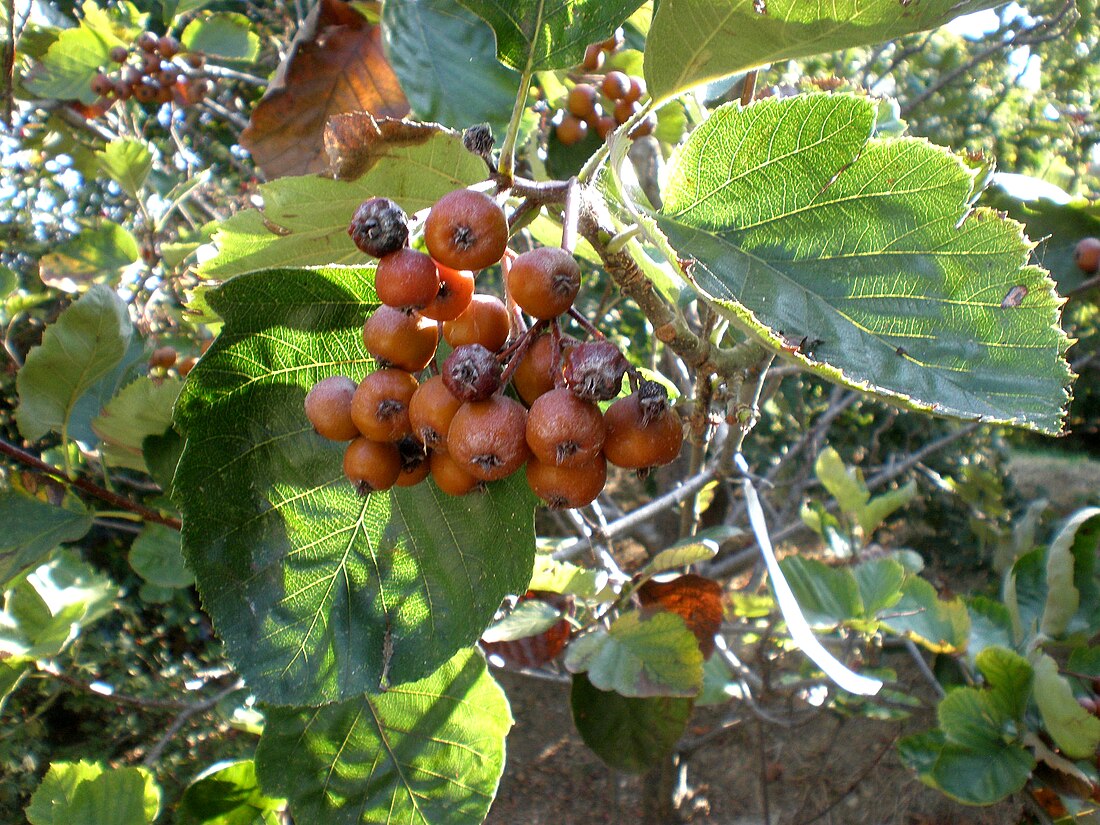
[485,660,1024,825]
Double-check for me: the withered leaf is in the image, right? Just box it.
[637,573,724,659]
[324,113,447,181]
[241,0,409,179]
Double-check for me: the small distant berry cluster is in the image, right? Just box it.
[89,32,208,112]
[554,31,655,145]
[303,191,683,508]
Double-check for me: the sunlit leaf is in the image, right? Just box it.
[202,129,487,278]
[93,377,182,472]
[178,760,284,825]
[173,266,536,705]
[883,575,969,653]
[636,573,723,658]
[38,222,139,292]
[571,672,693,773]
[1040,507,1100,639]
[95,139,152,201]
[644,0,1003,103]
[24,19,121,104]
[1033,653,1100,760]
[256,649,510,825]
[779,556,861,627]
[658,95,1071,434]
[16,285,141,443]
[181,12,259,61]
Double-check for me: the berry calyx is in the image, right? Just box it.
[603,382,683,470]
[343,437,401,495]
[442,344,502,402]
[424,189,508,271]
[395,435,430,487]
[563,340,629,402]
[362,306,438,372]
[1075,237,1100,275]
[421,264,475,322]
[526,455,607,509]
[448,396,531,481]
[350,368,419,442]
[375,248,440,311]
[305,375,360,441]
[506,247,581,320]
[525,387,606,467]
[349,197,410,259]
[443,294,511,352]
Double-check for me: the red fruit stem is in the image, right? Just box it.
[0,437,182,530]
[498,321,546,389]
[549,319,566,389]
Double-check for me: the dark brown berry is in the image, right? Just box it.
[526,454,606,509]
[421,264,475,322]
[442,344,502,402]
[157,35,180,58]
[137,31,160,52]
[1076,237,1100,274]
[375,248,439,311]
[526,387,606,467]
[582,43,604,72]
[343,437,401,494]
[109,46,129,63]
[184,53,205,70]
[595,116,616,141]
[424,189,508,271]
[149,346,177,370]
[624,76,646,104]
[177,355,198,376]
[629,114,657,139]
[351,368,419,442]
[448,396,531,481]
[409,374,463,450]
[563,340,628,402]
[133,82,158,104]
[613,98,638,125]
[91,73,114,97]
[349,197,410,259]
[362,307,437,372]
[443,294,511,352]
[603,382,683,469]
[507,247,581,320]
[305,375,360,441]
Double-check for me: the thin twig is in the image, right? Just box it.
[0,438,181,530]
[142,678,245,767]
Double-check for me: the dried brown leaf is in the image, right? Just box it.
[241,0,409,179]
[324,113,444,181]
[638,574,724,659]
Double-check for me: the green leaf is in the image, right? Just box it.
[1068,646,1100,678]
[528,555,613,601]
[931,743,1034,805]
[255,649,510,825]
[937,647,1031,752]
[0,265,16,299]
[853,558,904,617]
[383,0,522,138]
[457,0,645,72]
[181,13,259,61]
[0,492,93,587]
[96,139,152,201]
[1004,547,1046,644]
[68,766,161,825]
[38,222,139,292]
[0,655,31,714]
[570,672,693,773]
[24,19,121,104]
[173,267,536,705]
[129,524,193,589]
[644,0,1002,104]
[639,528,733,578]
[778,555,861,626]
[201,130,487,278]
[859,481,918,537]
[974,646,1032,721]
[883,575,969,653]
[1033,653,1100,760]
[658,95,1071,435]
[481,599,562,643]
[1041,507,1100,638]
[143,429,185,496]
[27,761,105,825]
[814,446,868,517]
[16,285,140,443]
[0,549,117,659]
[564,610,703,697]
[93,377,182,472]
[178,760,284,825]
[965,596,1013,660]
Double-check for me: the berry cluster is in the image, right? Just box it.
[88,32,208,112]
[554,32,655,145]
[303,192,683,508]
